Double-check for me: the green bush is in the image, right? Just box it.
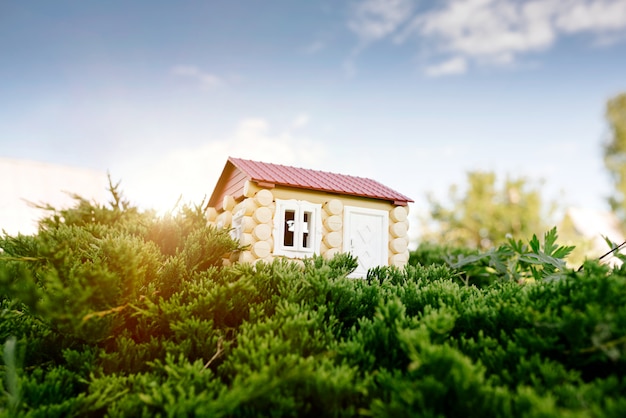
[1,185,625,417]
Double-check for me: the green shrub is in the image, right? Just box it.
[2,186,626,417]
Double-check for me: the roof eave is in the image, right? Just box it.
[251,180,413,205]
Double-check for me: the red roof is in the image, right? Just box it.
[211,157,412,206]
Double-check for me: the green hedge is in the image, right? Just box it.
[1,193,625,417]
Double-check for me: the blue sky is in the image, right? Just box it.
[2,0,626,238]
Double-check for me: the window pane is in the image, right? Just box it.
[284,210,295,247]
[302,211,311,248]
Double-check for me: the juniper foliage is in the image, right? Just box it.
[1,187,625,417]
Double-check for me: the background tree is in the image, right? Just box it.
[420,171,552,249]
[603,92,626,220]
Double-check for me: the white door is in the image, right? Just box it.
[343,206,389,278]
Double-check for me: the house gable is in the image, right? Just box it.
[207,162,248,211]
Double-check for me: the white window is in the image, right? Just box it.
[273,199,321,258]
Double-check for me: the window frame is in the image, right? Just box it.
[273,199,321,258]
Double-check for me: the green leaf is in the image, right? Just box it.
[529,234,541,253]
[543,227,559,256]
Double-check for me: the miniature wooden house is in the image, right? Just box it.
[206,157,413,277]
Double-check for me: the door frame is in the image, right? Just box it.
[343,206,389,278]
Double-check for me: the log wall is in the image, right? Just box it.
[208,182,410,269]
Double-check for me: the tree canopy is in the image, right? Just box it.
[603,92,626,220]
[421,171,551,249]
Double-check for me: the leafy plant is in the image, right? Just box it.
[443,227,575,286]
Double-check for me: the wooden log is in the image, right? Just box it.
[241,216,256,233]
[323,247,341,260]
[223,195,236,212]
[216,211,232,229]
[389,221,408,238]
[254,189,274,207]
[243,180,260,198]
[389,237,408,254]
[324,215,342,232]
[252,241,271,259]
[253,223,272,241]
[389,206,408,223]
[239,251,256,264]
[323,231,342,248]
[390,252,408,267]
[253,206,273,224]
[205,207,217,222]
[239,233,254,247]
[324,199,343,216]
[238,198,258,216]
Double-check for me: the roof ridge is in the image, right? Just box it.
[229,156,382,183]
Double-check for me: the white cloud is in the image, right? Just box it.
[414,0,557,58]
[348,0,414,42]
[344,0,414,75]
[413,0,626,70]
[115,117,326,213]
[347,0,626,75]
[555,0,626,33]
[171,65,223,89]
[425,56,468,76]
